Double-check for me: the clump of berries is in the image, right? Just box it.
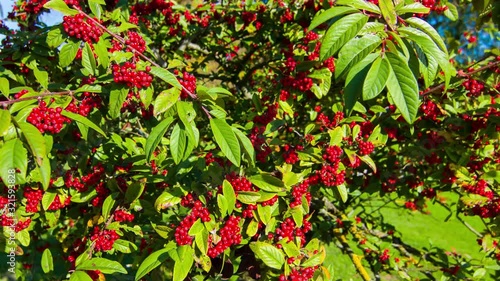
[62,14,103,43]
[112,62,152,89]
[179,72,197,99]
[23,187,44,213]
[357,140,374,156]
[90,226,120,252]
[114,210,135,222]
[175,199,211,245]
[126,31,147,54]
[27,101,71,134]
[207,215,242,258]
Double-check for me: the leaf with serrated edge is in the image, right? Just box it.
[308,6,358,31]
[59,41,80,67]
[320,13,368,61]
[405,17,448,54]
[385,52,419,123]
[363,56,390,100]
[210,118,241,166]
[335,34,381,79]
[396,3,430,15]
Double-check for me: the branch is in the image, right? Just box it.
[0,90,74,107]
[422,59,500,96]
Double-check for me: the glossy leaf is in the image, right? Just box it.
[44,0,79,15]
[396,3,430,15]
[154,88,181,115]
[223,180,236,215]
[0,138,27,185]
[69,271,93,281]
[108,87,129,119]
[62,110,107,137]
[173,245,194,281]
[76,258,127,274]
[405,17,448,54]
[135,242,176,281]
[210,118,241,166]
[250,242,285,270]
[335,34,382,79]
[41,249,54,273]
[59,41,80,67]
[170,123,187,164]
[320,13,368,61]
[145,116,174,162]
[336,0,380,14]
[363,56,390,100]
[18,122,46,166]
[308,6,358,31]
[385,52,419,124]
[150,66,182,89]
[343,53,379,115]
[249,174,285,192]
[82,42,97,76]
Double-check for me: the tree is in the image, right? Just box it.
[0,0,499,280]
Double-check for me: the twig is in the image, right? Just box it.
[0,90,74,107]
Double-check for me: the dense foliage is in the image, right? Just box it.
[0,0,499,280]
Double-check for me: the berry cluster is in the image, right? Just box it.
[273,217,311,246]
[175,200,211,245]
[92,182,110,207]
[253,103,278,125]
[207,216,242,258]
[420,100,443,121]
[322,145,342,163]
[27,101,71,134]
[125,31,147,54]
[23,187,44,213]
[249,126,272,162]
[282,72,313,92]
[317,164,345,187]
[316,111,344,129]
[65,92,102,117]
[462,79,485,97]
[62,14,103,43]
[112,63,152,89]
[179,72,197,99]
[15,218,31,232]
[290,176,317,208]
[90,226,120,252]
[279,267,317,281]
[357,140,374,156]
[64,164,105,193]
[114,210,135,222]
[47,195,71,211]
[282,144,299,164]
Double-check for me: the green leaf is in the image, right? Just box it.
[0,138,27,185]
[154,88,181,115]
[0,77,9,98]
[328,127,343,146]
[69,271,93,281]
[46,27,65,48]
[223,180,236,215]
[88,0,102,19]
[33,68,49,89]
[278,240,300,258]
[443,2,459,21]
[0,109,11,136]
[82,42,97,76]
[308,6,359,31]
[384,52,419,124]
[59,41,80,67]
[335,34,381,79]
[77,258,127,274]
[41,248,54,273]
[18,122,46,166]
[379,0,398,30]
[135,242,176,280]
[363,56,390,100]
[396,3,430,15]
[125,182,145,203]
[108,86,128,119]
[337,184,348,203]
[113,239,138,253]
[43,0,79,15]
[359,155,377,173]
[42,191,57,211]
[237,191,261,204]
[217,194,228,216]
[145,116,174,162]
[170,123,187,164]
[61,110,107,137]
[398,26,454,88]
[155,190,182,211]
[301,247,326,267]
[150,66,182,89]
[320,13,368,61]
[336,0,380,14]
[250,242,285,270]
[405,17,448,55]
[102,193,117,220]
[94,40,109,69]
[249,174,285,192]
[343,53,379,115]
[210,118,241,167]
[173,245,194,281]
[231,126,256,166]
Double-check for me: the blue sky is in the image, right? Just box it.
[1,0,63,32]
